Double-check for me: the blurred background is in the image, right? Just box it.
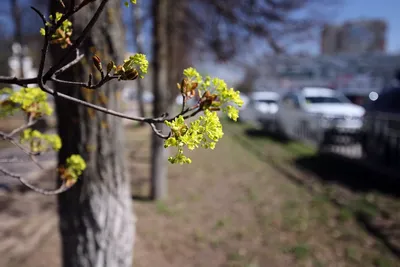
[1,0,400,266]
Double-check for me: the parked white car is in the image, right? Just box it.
[275,87,365,146]
[239,91,280,130]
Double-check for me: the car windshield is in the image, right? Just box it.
[305,96,347,104]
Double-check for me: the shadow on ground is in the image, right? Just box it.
[244,126,400,198]
[235,125,400,259]
[294,154,400,198]
[245,128,290,143]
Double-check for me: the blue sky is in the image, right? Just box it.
[330,0,399,53]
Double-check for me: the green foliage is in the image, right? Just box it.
[40,12,73,49]
[111,53,149,80]
[1,86,87,187]
[122,53,149,78]
[124,0,137,7]
[59,155,87,187]
[164,67,243,164]
[165,110,224,164]
[20,129,62,153]
[0,87,53,118]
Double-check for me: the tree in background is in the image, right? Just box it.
[151,0,170,200]
[234,65,260,95]
[132,0,146,124]
[187,0,340,62]
[150,0,196,200]
[11,0,24,79]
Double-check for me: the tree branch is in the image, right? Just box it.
[0,166,70,195]
[44,0,110,80]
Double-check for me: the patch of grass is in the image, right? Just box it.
[245,186,258,202]
[373,257,394,267]
[214,217,230,230]
[284,141,316,156]
[313,259,325,267]
[337,207,353,223]
[210,237,223,248]
[233,229,245,241]
[226,249,247,262]
[284,243,311,261]
[281,200,310,232]
[155,201,174,216]
[345,246,361,263]
[192,228,205,243]
[352,198,379,219]
[310,195,330,224]
[311,195,329,206]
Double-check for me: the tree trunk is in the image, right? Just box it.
[11,0,24,80]
[132,3,146,125]
[151,0,169,200]
[49,1,135,266]
[167,0,192,103]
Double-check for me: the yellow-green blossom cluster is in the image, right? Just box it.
[40,12,72,49]
[0,87,53,118]
[124,0,137,7]
[122,53,149,78]
[20,129,62,153]
[165,110,224,164]
[164,67,243,164]
[59,154,87,187]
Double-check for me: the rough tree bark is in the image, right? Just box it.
[49,1,135,266]
[151,0,169,200]
[132,2,146,125]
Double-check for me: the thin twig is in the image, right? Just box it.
[0,157,32,163]
[0,166,71,195]
[53,50,84,76]
[7,117,37,137]
[180,93,186,114]
[50,74,117,90]
[0,76,37,86]
[149,123,171,139]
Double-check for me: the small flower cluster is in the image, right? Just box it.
[165,110,224,164]
[164,67,243,164]
[0,87,87,183]
[58,155,87,187]
[124,0,137,7]
[40,12,73,49]
[0,87,53,118]
[20,129,62,153]
[94,53,149,81]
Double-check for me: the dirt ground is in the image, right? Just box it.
[1,122,399,267]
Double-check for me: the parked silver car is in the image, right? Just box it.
[239,91,280,131]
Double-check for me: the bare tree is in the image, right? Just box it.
[132,1,146,125]
[151,0,170,200]
[186,0,340,62]
[150,0,195,200]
